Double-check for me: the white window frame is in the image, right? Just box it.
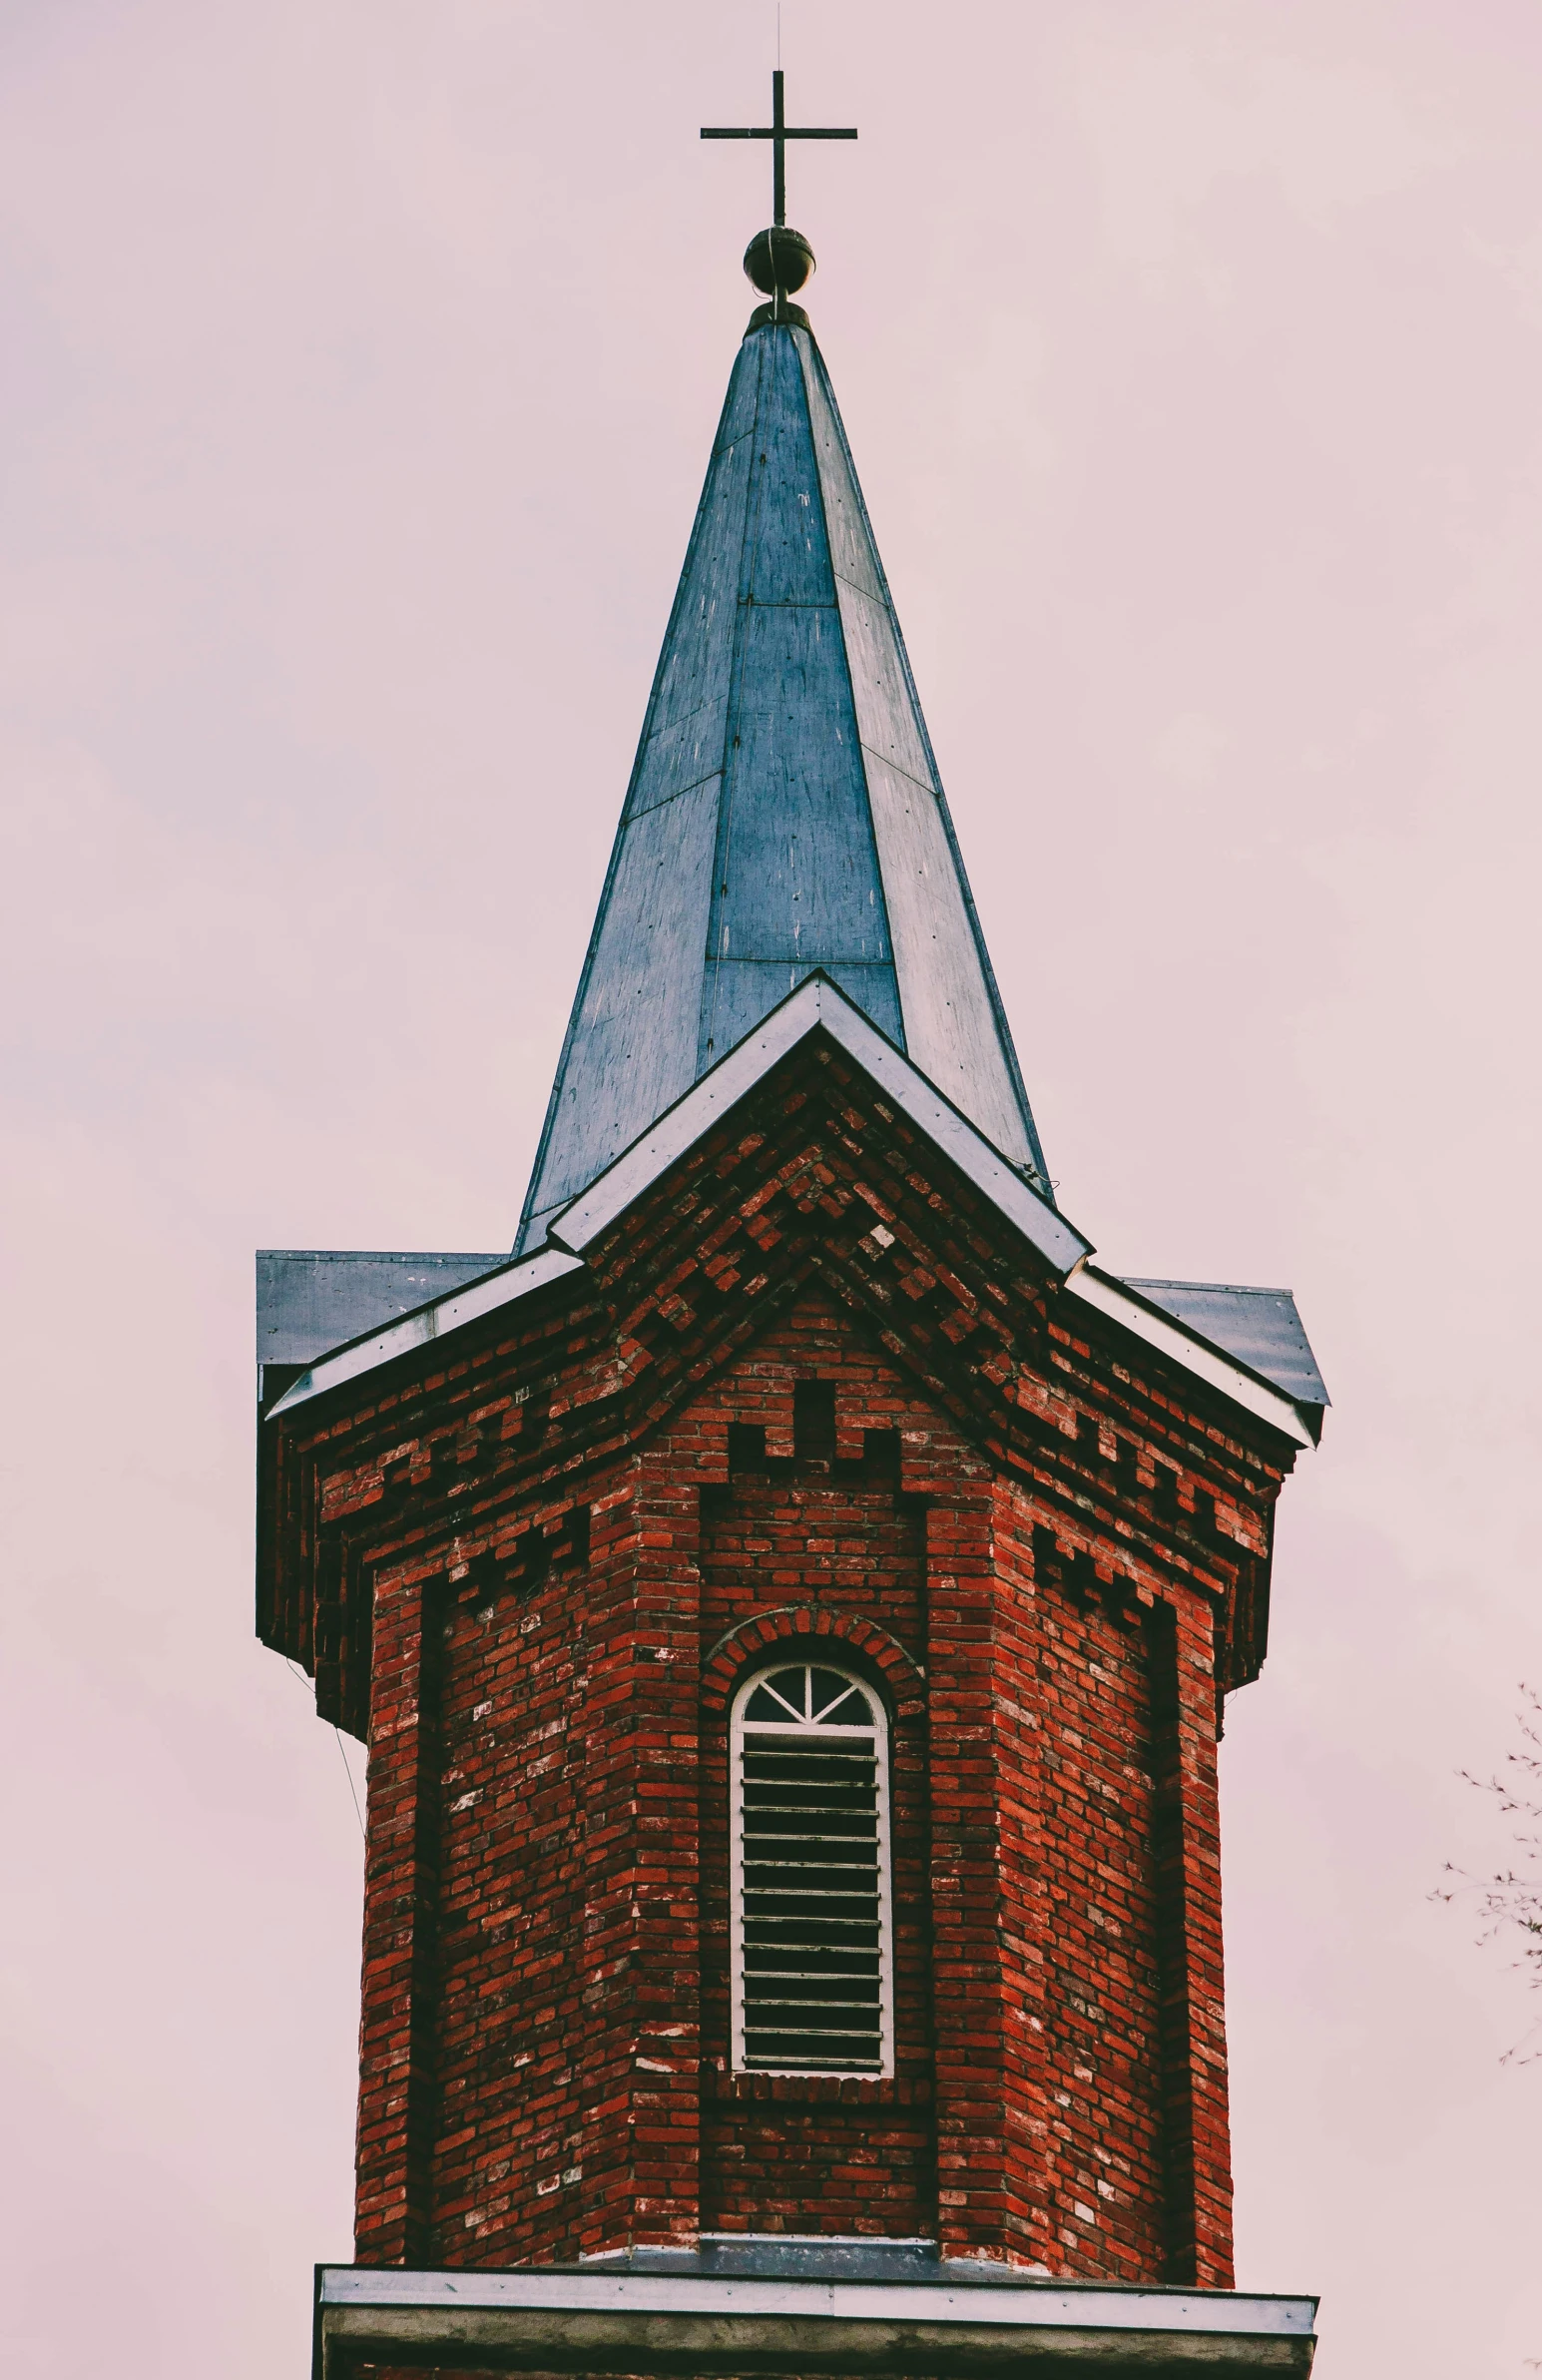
[729,1659,895,2079]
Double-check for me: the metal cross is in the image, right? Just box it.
[702,70,856,228]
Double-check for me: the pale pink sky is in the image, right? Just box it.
[1,4,1539,2373]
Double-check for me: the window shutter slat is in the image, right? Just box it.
[732,1665,892,2076]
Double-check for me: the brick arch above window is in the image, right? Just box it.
[702,1607,925,1721]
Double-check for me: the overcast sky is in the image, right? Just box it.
[2,3,1539,2373]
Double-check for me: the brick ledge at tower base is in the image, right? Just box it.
[313,2257,1317,2377]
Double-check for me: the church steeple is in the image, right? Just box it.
[515,286,1047,1253]
[260,80,1327,2355]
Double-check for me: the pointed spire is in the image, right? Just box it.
[514,314,1048,1255]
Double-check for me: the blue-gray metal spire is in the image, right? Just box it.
[514,312,1049,1255]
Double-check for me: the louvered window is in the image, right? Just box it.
[730,1662,893,2076]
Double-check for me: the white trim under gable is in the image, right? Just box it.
[260,978,1317,1450]
[548,973,1089,1276]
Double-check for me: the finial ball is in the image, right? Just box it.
[744,226,815,296]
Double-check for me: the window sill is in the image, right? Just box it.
[706,2067,930,2107]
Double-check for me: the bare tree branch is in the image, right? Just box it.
[1435,1685,1542,2063]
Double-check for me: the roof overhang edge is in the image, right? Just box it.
[264,1247,583,1421]
[1066,1264,1314,1449]
[263,978,1314,1451]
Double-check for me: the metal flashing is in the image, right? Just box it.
[1066,1265,1314,1448]
[318,2262,1315,2333]
[257,1249,504,1376]
[314,2261,1317,2378]
[1121,1278,1329,1413]
[584,2235,942,2282]
[263,1246,583,1422]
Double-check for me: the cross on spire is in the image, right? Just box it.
[702,69,856,229]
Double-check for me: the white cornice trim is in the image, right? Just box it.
[318,2263,1316,2341]
[262,981,1314,1451]
[264,1247,583,1421]
[549,974,1088,1276]
[1065,1264,1313,1448]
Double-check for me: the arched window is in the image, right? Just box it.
[730,1661,893,2077]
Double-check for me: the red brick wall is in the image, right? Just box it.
[692,1303,936,2237]
[996,1484,1168,2279]
[358,1453,707,2268]
[344,1289,1236,2282]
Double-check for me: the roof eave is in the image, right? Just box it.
[263,1246,584,1422]
[263,974,1316,1453]
[1065,1265,1318,1451]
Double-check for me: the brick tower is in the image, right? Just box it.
[259,82,1325,2379]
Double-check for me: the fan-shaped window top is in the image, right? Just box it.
[730,1661,893,2076]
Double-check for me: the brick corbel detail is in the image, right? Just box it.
[701,1605,925,1720]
